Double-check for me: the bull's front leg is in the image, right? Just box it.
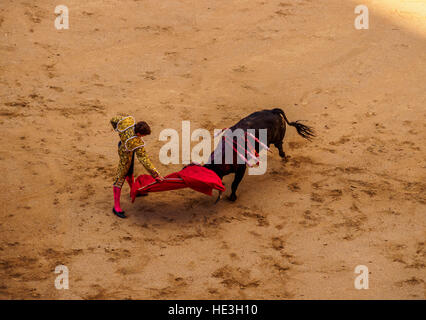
[229,165,246,202]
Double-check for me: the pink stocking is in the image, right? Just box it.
[113,186,123,212]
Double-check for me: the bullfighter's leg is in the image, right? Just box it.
[124,151,147,198]
[125,150,135,189]
[229,165,246,202]
[112,143,133,218]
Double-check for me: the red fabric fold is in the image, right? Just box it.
[131,166,225,202]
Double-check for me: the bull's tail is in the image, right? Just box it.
[272,108,315,141]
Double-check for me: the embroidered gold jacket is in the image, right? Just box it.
[111,115,159,178]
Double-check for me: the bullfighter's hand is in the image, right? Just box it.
[155,175,165,182]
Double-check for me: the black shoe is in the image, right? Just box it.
[137,193,149,197]
[131,193,148,198]
[112,208,126,218]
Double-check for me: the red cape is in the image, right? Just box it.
[130,165,225,202]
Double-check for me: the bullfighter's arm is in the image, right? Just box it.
[110,116,123,130]
[135,146,160,178]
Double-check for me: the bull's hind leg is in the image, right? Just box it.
[274,119,288,158]
[229,165,246,202]
[274,142,286,158]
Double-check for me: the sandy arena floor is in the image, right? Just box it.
[0,0,425,299]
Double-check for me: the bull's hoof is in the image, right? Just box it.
[282,155,290,162]
[228,194,237,202]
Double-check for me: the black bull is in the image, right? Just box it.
[203,108,315,202]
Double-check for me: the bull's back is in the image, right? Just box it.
[230,109,281,131]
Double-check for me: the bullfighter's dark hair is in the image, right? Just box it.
[135,121,151,136]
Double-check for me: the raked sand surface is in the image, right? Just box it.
[0,0,425,299]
